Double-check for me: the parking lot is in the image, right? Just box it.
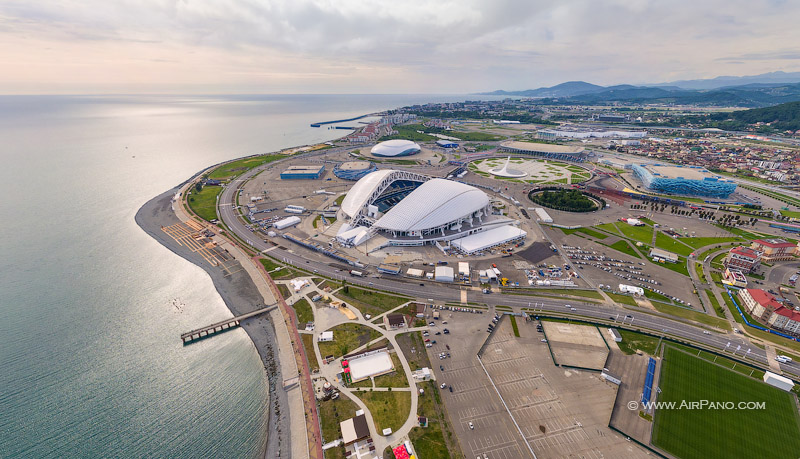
[426,309,649,458]
[482,318,648,458]
[541,322,609,370]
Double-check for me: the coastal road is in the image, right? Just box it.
[215,156,800,381]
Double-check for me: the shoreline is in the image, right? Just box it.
[135,188,290,459]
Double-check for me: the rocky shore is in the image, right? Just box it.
[135,188,290,459]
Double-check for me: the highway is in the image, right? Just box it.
[215,154,800,380]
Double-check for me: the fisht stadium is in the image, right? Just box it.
[631,164,737,198]
[335,169,523,251]
[370,139,421,157]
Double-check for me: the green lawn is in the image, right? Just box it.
[616,222,654,244]
[301,334,319,371]
[616,329,662,355]
[607,292,639,306]
[354,390,411,433]
[608,239,642,259]
[595,222,622,235]
[411,380,458,459]
[318,396,360,459]
[510,315,520,337]
[652,346,800,459]
[650,302,730,330]
[694,262,707,283]
[317,323,382,360]
[337,287,410,317]
[207,153,285,179]
[780,209,800,219]
[705,290,726,318]
[373,353,409,388]
[561,227,609,239]
[186,185,222,221]
[679,236,742,248]
[655,232,696,256]
[656,257,690,277]
[644,289,673,304]
[292,298,314,324]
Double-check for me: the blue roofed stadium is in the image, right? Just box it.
[631,163,737,198]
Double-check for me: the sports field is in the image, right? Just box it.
[652,346,800,459]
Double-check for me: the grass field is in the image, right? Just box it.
[655,232,695,256]
[292,298,314,324]
[207,153,285,179]
[705,290,726,318]
[652,346,800,459]
[317,323,381,360]
[186,185,222,221]
[317,396,360,459]
[679,236,742,248]
[656,257,690,277]
[650,302,730,330]
[608,239,642,259]
[301,334,319,371]
[561,227,608,239]
[616,222,654,244]
[354,390,411,433]
[607,292,639,307]
[616,329,662,355]
[337,287,410,318]
[509,315,520,337]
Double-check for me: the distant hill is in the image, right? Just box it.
[484,81,604,98]
[480,81,800,107]
[708,101,800,131]
[654,71,800,90]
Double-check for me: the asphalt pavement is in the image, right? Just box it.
[215,154,800,380]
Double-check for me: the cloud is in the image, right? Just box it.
[0,0,799,93]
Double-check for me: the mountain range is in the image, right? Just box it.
[481,72,800,107]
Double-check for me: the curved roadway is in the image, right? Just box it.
[215,156,800,382]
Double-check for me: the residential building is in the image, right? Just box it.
[750,238,796,262]
[724,246,762,273]
[738,288,800,336]
[386,313,407,329]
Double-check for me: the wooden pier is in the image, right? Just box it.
[180,305,275,344]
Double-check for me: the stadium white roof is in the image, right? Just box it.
[340,169,395,217]
[451,225,527,254]
[374,179,489,232]
[370,139,421,157]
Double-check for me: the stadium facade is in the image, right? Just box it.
[333,161,378,181]
[370,139,421,157]
[631,164,736,198]
[498,140,587,162]
[336,169,521,249]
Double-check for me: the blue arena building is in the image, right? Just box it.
[280,164,325,180]
[333,161,378,181]
[631,164,736,198]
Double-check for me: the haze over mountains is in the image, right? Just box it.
[481,72,800,107]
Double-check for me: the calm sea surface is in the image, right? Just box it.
[0,94,497,458]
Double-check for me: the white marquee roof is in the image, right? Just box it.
[374,179,489,232]
[340,169,395,217]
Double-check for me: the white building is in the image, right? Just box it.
[274,216,301,230]
[435,266,455,282]
[533,208,553,223]
[319,331,334,342]
[619,284,644,296]
[763,371,794,392]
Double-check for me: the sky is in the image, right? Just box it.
[1,0,800,94]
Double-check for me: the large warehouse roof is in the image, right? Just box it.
[374,179,489,232]
[371,139,421,157]
[340,169,395,217]
[500,140,584,154]
[451,225,527,254]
